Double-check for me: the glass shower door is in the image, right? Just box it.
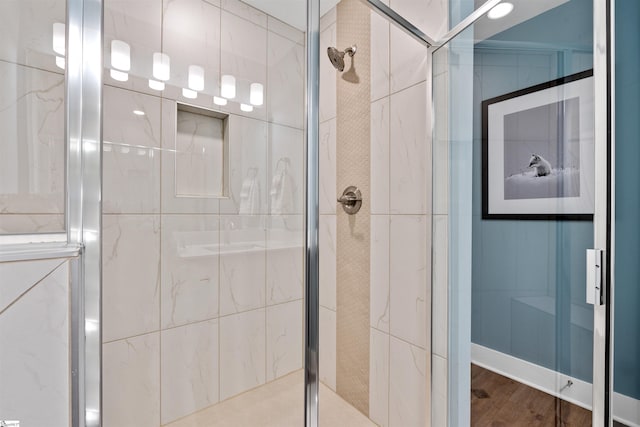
[432,0,609,425]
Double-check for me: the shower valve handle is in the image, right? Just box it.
[337,186,363,215]
[337,194,361,205]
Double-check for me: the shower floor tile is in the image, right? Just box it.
[164,370,377,427]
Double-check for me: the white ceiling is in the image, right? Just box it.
[243,0,570,39]
[241,0,340,31]
[473,0,570,42]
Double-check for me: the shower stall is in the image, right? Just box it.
[0,0,631,426]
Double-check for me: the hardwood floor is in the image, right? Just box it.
[471,364,592,427]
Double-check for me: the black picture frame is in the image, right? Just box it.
[481,69,595,221]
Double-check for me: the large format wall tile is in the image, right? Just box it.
[370,11,390,101]
[390,0,448,41]
[103,85,161,214]
[0,0,66,72]
[163,0,221,96]
[432,215,448,359]
[390,81,429,215]
[220,116,269,215]
[0,214,65,235]
[0,63,65,216]
[389,336,426,427]
[370,215,390,332]
[319,22,337,122]
[319,306,337,390]
[266,218,303,305]
[219,309,266,400]
[103,333,161,427]
[161,215,219,328]
[369,328,390,427]
[221,10,267,120]
[319,214,337,310]
[219,216,266,315]
[371,97,390,214]
[104,0,162,95]
[0,258,64,312]
[319,119,337,215]
[390,26,428,93]
[268,16,304,45]
[102,214,160,342]
[266,300,303,381]
[267,30,304,129]
[0,260,69,427]
[268,124,303,215]
[161,320,219,424]
[390,215,428,348]
[222,0,267,27]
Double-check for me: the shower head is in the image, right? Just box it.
[327,45,357,72]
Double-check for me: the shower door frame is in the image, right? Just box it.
[426,0,614,426]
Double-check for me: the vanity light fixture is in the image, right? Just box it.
[110,69,129,82]
[240,103,253,112]
[250,82,264,106]
[153,52,170,81]
[487,2,514,19]
[182,88,198,99]
[188,65,205,91]
[213,96,227,106]
[148,79,165,91]
[221,74,236,99]
[111,40,130,71]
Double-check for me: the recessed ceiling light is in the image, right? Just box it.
[133,110,145,116]
[488,2,514,19]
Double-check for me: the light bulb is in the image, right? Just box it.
[250,83,263,106]
[213,96,227,106]
[111,40,130,71]
[153,52,170,81]
[53,23,65,56]
[221,74,236,99]
[188,65,205,91]
[110,69,128,82]
[240,103,253,112]
[182,88,198,99]
[148,79,165,91]
[487,2,514,19]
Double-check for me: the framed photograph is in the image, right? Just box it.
[482,70,595,220]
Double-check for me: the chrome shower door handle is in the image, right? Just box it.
[337,186,362,215]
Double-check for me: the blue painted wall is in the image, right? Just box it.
[614,0,640,401]
[470,0,596,383]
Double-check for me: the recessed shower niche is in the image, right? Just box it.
[175,103,229,198]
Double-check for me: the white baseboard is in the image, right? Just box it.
[471,343,640,427]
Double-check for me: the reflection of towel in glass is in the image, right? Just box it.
[270,158,296,214]
[239,168,261,214]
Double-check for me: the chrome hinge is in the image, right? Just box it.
[586,249,605,306]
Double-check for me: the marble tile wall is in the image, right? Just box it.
[319,1,437,424]
[0,0,67,234]
[0,257,71,426]
[101,0,304,425]
[366,0,444,425]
